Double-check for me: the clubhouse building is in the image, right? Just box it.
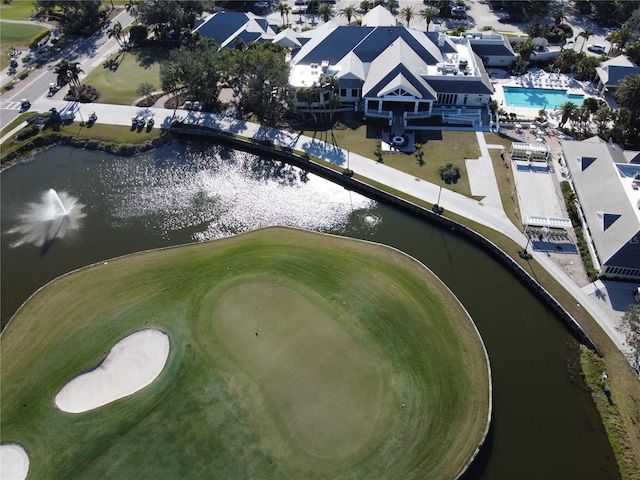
[195,6,515,128]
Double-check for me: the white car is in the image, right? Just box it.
[587,44,606,54]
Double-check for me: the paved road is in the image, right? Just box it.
[0,9,134,126]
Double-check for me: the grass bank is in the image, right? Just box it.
[581,347,640,480]
[0,227,490,479]
[1,119,167,168]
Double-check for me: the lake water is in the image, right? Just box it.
[0,143,619,479]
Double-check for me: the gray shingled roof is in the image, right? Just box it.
[562,137,640,268]
[595,55,640,88]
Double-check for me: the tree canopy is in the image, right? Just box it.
[228,42,292,125]
[160,43,224,110]
[159,41,291,125]
[35,0,105,35]
[136,0,213,32]
[615,74,640,127]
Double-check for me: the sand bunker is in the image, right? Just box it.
[0,444,29,480]
[55,329,170,413]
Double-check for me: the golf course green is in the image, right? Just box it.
[0,227,491,479]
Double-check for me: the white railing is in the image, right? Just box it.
[404,111,433,120]
[365,110,392,122]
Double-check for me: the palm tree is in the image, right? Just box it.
[386,0,398,15]
[125,0,138,17]
[615,73,640,125]
[516,39,535,75]
[559,101,578,126]
[339,4,357,24]
[435,0,451,17]
[284,3,291,25]
[66,61,84,89]
[594,105,613,136]
[319,3,333,23]
[574,105,591,137]
[277,2,288,26]
[551,6,566,25]
[107,21,124,48]
[53,59,71,87]
[606,28,631,55]
[399,6,415,28]
[578,28,594,52]
[419,6,439,32]
[358,0,372,15]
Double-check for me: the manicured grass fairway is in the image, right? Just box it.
[0,227,490,479]
[0,22,47,71]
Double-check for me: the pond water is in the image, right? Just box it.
[0,143,619,479]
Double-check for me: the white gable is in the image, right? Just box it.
[361,5,396,27]
[377,73,423,98]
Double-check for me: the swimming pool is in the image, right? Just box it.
[503,86,584,109]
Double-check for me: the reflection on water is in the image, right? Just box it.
[102,147,376,241]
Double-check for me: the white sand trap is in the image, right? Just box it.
[0,444,29,480]
[55,329,170,413]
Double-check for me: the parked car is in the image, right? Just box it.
[146,116,155,127]
[587,44,606,54]
[184,100,193,110]
[88,111,97,123]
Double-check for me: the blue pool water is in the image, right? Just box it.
[503,86,584,109]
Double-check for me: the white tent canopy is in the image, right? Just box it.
[510,142,550,161]
[524,215,572,230]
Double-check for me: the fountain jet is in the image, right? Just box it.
[8,189,85,252]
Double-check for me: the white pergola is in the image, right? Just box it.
[510,142,551,162]
[524,215,572,231]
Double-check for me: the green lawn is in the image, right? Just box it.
[320,124,479,198]
[82,48,167,105]
[58,121,163,143]
[0,227,490,480]
[376,131,478,197]
[0,0,39,21]
[483,132,523,228]
[0,21,47,71]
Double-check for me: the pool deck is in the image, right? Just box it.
[492,70,603,120]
